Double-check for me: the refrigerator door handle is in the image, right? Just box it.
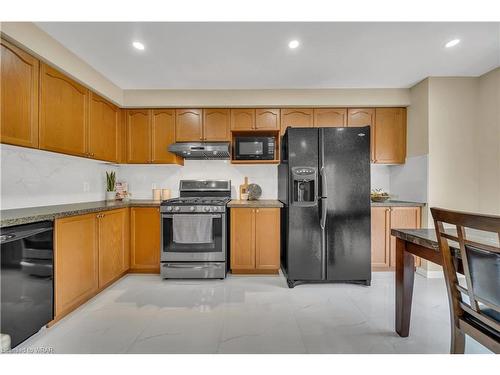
[320,167,327,198]
[320,197,327,229]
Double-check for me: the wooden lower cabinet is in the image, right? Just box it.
[55,213,99,318]
[130,207,161,273]
[98,208,129,288]
[230,207,280,273]
[371,206,421,270]
[389,206,421,268]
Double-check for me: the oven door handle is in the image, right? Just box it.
[161,214,222,219]
[165,264,219,269]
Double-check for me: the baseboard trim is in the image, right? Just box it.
[416,267,443,279]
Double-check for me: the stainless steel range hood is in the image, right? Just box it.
[168,142,231,160]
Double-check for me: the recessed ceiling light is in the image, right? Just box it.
[445,39,460,48]
[132,41,145,50]
[288,40,300,49]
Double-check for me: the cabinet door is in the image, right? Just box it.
[280,109,314,134]
[255,109,280,130]
[374,108,406,164]
[98,208,129,288]
[175,109,202,141]
[389,207,421,267]
[40,63,89,157]
[151,109,181,164]
[0,38,39,148]
[255,208,280,270]
[230,208,256,270]
[203,108,230,141]
[55,213,98,317]
[348,108,375,161]
[89,92,119,162]
[130,207,160,273]
[313,108,346,127]
[126,109,151,163]
[231,109,255,131]
[371,207,391,269]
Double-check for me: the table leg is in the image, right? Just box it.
[395,237,415,337]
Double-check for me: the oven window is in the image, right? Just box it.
[162,215,223,253]
[240,141,263,155]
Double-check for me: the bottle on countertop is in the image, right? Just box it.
[239,177,249,200]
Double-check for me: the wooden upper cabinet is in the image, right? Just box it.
[203,108,230,141]
[371,207,391,269]
[255,109,280,130]
[255,208,280,270]
[130,207,160,273]
[98,208,129,288]
[348,108,375,161]
[55,213,98,317]
[374,108,406,164]
[230,208,256,270]
[151,109,181,164]
[126,109,151,163]
[0,38,39,149]
[280,109,314,134]
[347,108,374,127]
[89,92,119,162]
[231,109,255,131]
[175,109,202,142]
[313,108,347,127]
[40,63,89,157]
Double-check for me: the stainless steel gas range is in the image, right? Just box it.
[160,180,231,279]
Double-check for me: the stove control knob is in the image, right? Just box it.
[166,206,173,211]
[190,206,195,212]
[204,206,210,212]
[174,206,180,212]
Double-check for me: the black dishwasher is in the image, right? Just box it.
[0,221,54,350]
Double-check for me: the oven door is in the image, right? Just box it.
[161,213,226,262]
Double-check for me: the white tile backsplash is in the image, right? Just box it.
[0,144,118,209]
[1,144,426,210]
[370,165,391,192]
[118,160,278,200]
[389,154,428,203]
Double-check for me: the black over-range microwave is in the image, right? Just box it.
[234,136,275,160]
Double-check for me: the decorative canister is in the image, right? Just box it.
[161,189,171,200]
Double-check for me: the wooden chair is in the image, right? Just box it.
[431,207,500,354]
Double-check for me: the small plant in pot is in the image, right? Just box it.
[106,171,116,201]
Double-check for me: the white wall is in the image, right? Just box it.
[477,67,500,214]
[123,88,411,108]
[118,161,278,200]
[427,77,480,226]
[0,144,118,209]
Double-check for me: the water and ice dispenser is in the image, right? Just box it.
[291,167,317,206]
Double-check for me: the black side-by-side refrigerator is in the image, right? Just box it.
[278,127,371,288]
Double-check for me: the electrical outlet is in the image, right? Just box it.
[83,182,90,192]
[152,183,157,189]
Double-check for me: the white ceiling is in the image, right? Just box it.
[36,22,500,89]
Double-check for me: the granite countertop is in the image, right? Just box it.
[0,200,161,228]
[371,200,426,207]
[391,228,498,252]
[228,199,284,208]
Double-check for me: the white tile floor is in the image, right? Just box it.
[17,272,491,354]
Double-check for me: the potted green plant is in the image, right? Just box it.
[106,171,116,201]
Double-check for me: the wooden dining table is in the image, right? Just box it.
[391,227,499,337]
